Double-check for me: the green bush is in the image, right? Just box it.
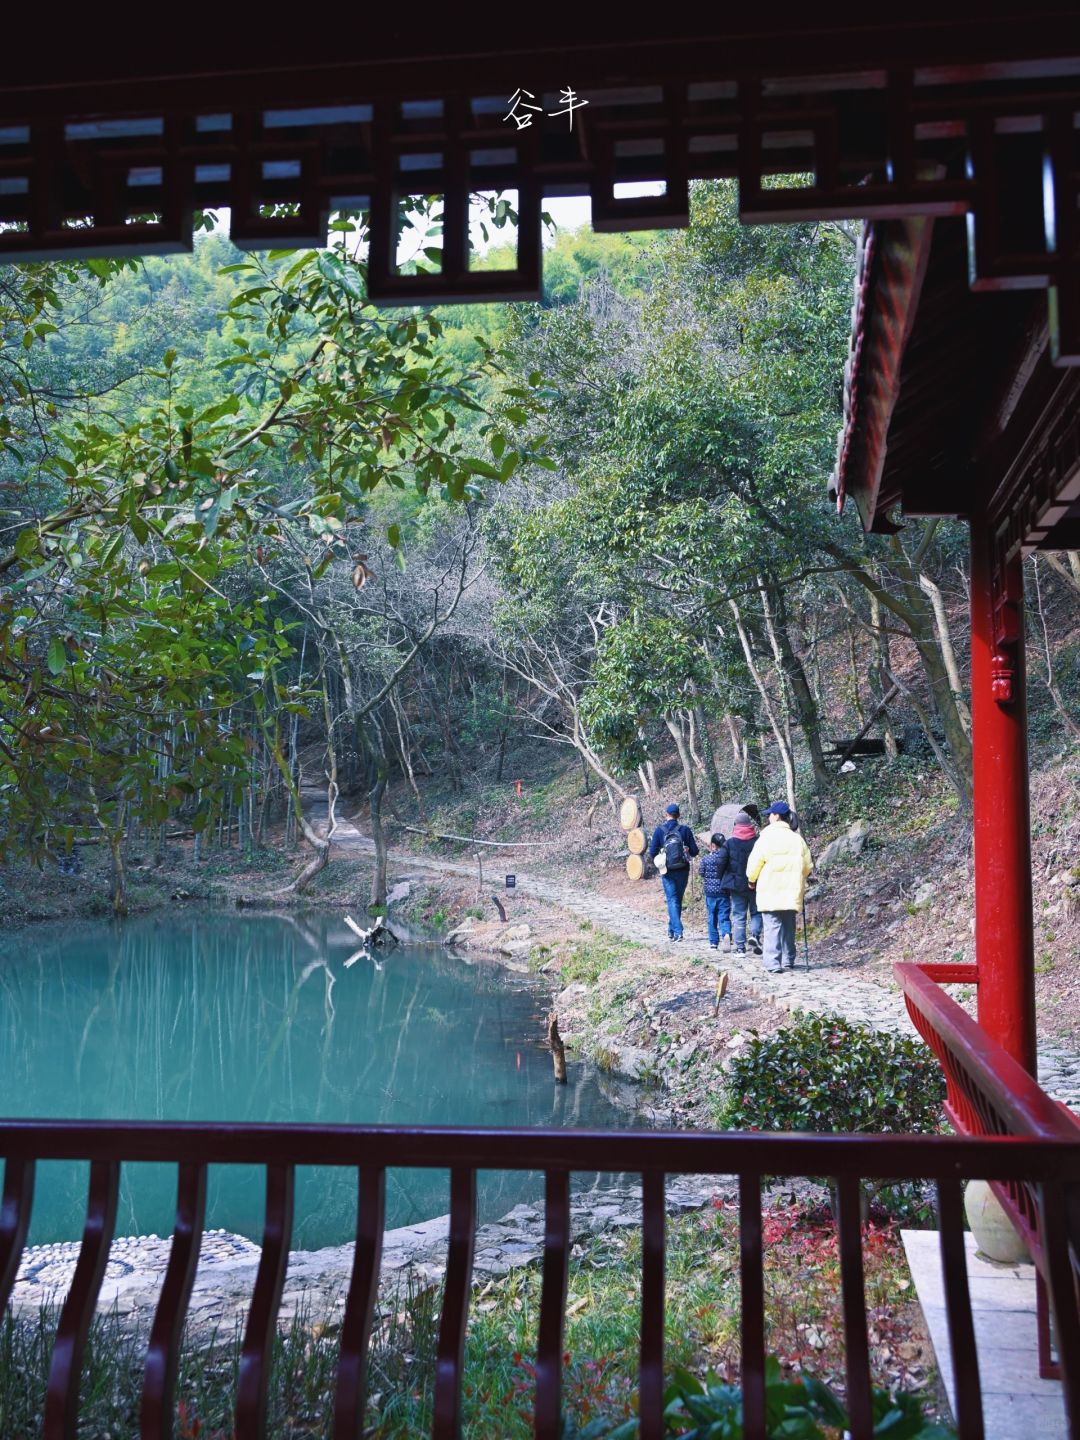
[575,1359,953,1438]
[717,1014,945,1136]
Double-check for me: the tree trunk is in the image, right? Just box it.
[570,708,630,800]
[755,586,797,768]
[765,579,831,793]
[318,666,341,850]
[692,705,723,810]
[369,773,389,908]
[804,610,825,707]
[665,714,700,819]
[288,821,331,891]
[756,730,772,807]
[1031,555,1080,740]
[822,533,973,801]
[888,536,973,803]
[724,713,744,773]
[580,751,593,795]
[88,787,127,915]
[869,588,900,760]
[494,670,510,783]
[391,691,425,817]
[845,608,866,725]
[635,749,658,797]
[919,571,972,735]
[264,726,330,893]
[1043,551,1080,599]
[912,632,973,804]
[108,833,127,916]
[730,600,795,810]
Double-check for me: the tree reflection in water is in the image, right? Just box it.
[0,913,647,1246]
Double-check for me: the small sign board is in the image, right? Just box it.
[505,874,516,889]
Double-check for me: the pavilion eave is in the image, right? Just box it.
[831,215,1080,559]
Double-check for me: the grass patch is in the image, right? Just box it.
[560,934,640,987]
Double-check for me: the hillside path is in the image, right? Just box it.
[309,796,1080,1111]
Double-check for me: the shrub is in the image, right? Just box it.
[717,1014,945,1136]
[573,1359,954,1438]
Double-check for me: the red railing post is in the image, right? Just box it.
[0,1157,34,1316]
[433,1166,476,1440]
[639,1170,666,1440]
[141,1161,207,1440]
[739,1172,766,1440]
[969,511,1036,1075]
[534,1168,570,1440]
[44,1158,120,1440]
[333,1165,386,1440]
[236,1162,295,1440]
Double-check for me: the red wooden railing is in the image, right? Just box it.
[897,961,1080,1385]
[2,1121,1080,1440]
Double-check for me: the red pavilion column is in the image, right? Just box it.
[969,510,1037,1075]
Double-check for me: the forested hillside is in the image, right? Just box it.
[2,184,1078,920]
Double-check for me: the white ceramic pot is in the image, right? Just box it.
[963,1180,1031,1264]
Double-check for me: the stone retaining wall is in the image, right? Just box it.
[9,1175,734,1343]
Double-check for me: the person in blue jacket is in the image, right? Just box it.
[699,832,732,950]
[648,802,699,941]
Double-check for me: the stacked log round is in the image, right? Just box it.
[619,797,642,832]
[626,853,649,881]
[627,826,647,854]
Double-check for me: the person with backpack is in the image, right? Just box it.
[648,802,699,941]
[699,832,732,950]
[745,800,813,973]
[720,810,763,955]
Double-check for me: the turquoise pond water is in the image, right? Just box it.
[0,913,647,1249]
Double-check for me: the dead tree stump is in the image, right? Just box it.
[547,1012,568,1085]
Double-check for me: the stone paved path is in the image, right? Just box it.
[324,817,1080,1111]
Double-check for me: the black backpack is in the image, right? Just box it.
[663,823,689,871]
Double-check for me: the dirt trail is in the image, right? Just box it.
[302,795,1080,1109]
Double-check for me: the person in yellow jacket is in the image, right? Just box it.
[745,800,814,973]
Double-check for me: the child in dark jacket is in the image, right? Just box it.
[722,811,763,954]
[699,833,733,950]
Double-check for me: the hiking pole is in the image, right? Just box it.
[802,900,810,971]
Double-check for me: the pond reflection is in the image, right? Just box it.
[0,912,645,1247]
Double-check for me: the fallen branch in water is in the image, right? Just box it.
[344,913,398,948]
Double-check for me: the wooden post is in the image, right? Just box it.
[475,850,483,901]
[547,1013,567,1085]
[969,513,1036,1075]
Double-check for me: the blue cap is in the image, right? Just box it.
[665,802,680,816]
[766,800,791,816]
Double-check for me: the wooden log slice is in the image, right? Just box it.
[619,797,642,832]
[626,853,648,881]
[627,826,647,854]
